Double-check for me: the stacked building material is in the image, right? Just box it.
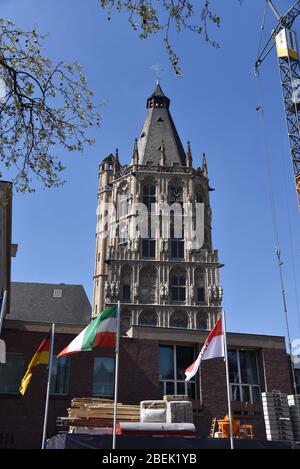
[163,394,188,402]
[166,401,193,424]
[140,397,194,424]
[57,397,140,429]
[262,391,294,442]
[140,400,167,423]
[287,395,300,442]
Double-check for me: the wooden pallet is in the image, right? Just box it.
[57,397,140,429]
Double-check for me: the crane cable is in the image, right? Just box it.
[255,70,299,399]
[280,141,300,331]
[255,5,298,396]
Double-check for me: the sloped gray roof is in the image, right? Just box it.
[137,84,186,166]
[9,282,91,325]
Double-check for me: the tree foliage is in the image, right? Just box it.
[0,18,101,192]
[99,0,222,76]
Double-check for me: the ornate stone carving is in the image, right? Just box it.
[160,238,168,253]
[104,281,110,299]
[208,284,223,302]
[104,280,120,299]
[130,237,140,252]
[159,283,169,300]
[190,284,195,301]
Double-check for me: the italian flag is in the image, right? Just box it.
[185,315,224,382]
[58,305,117,358]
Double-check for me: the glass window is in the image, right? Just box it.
[159,346,174,380]
[50,355,70,395]
[142,239,156,258]
[252,386,262,404]
[122,285,130,300]
[93,357,115,397]
[143,185,156,210]
[176,346,194,380]
[171,274,186,303]
[228,349,261,404]
[239,350,259,385]
[118,190,129,219]
[242,385,251,403]
[159,345,195,399]
[197,287,205,302]
[171,240,184,259]
[231,385,241,402]
[228,350,239,383]
[0,353,24,394]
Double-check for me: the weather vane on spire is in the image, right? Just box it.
[150,61,163,85]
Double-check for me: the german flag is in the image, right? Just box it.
[19,331,51,395]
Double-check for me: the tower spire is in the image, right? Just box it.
[132,138,139,166]
[137,84,186,166]
[186,141,193,167]
[202,153,208,177]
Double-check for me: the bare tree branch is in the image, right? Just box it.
[0,18,101,192]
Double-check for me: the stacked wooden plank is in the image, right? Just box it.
[57,398,140,429]
[262,391,294,442]
[287,394,300,442]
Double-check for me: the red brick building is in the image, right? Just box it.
[0,282,295,448]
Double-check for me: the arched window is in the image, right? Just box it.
[170,311,188,329]
[170,271,186,303]
[169,183,184,258]
[121,310,132,335]
[118,188,129,219]
[195,269,206,304]
[142,184,156,210]
[140,265,157,304]
[196,312,208,330]
[139,311,157,327]
[120,265,132,302]
[142,183,157,253]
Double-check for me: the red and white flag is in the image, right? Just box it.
[185,316,224,382]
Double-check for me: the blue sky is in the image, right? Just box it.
[1,0,300,340]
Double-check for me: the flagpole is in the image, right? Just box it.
[41,323,55,450]
[112,301,120,450]
[0,290,8,336]
[222,311,234,450]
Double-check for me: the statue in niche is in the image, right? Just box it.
[133,283,139,299]
[160,238,168,253]
[115,281,120,298]
[132,237,140,252]
[190,285,195,301]
[110,282,116,298]
[104,281,110,298]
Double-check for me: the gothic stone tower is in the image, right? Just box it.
[92,84,223,335]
